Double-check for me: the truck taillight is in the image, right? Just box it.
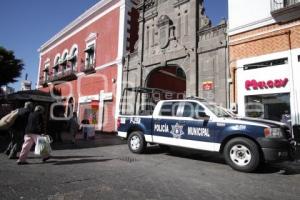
[117,117,121,129]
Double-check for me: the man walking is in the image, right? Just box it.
[17,105,50,165]
[4,102,33,159]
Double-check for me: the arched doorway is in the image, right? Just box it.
[146,65,186,103]
[67,97,74,117]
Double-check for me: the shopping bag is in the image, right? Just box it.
[0,109,19,130]
[87,126,95,138]
[34,135,53,156]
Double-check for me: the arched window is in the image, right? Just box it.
[53,54,60,76]
[61,50,68,72]
[69,45,78,71]
[43,63,50,82]
[62,52,68,61]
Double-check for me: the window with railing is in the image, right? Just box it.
[271,0,300,11]
[53,56,60,77]
[43,69,49,83]
[61,52,68,74]
[85,44,95,69]
[69,47,78,71]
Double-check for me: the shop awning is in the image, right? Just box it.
[4,90,57,103]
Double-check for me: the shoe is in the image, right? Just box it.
[42,156,50,162]
[17,161,28,165]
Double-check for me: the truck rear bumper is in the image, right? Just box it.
[257,138,293,162]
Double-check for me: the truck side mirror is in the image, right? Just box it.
[195,111,210,120]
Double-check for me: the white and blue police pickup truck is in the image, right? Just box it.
[117,98,295,172]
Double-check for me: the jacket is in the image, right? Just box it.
[25,112,44,134]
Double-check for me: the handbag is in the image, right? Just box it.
[0,109,19,130]
[34,135,53,156]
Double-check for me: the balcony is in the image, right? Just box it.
[49,68,77,83]
[59,68,77,81]
[271,0,300,22]
[80,63,96,74]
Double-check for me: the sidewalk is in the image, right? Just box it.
[52,132,126,150]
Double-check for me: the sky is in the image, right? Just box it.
[0,0,228,91]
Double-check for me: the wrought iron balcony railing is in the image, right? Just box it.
[49,68,77,82]
[271,0,300,22]
[80,63,96,74]
[271,0,300,11]
[59,68,77,81]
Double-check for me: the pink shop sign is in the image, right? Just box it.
[245,78,289,91]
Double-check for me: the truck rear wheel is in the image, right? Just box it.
[224,137,261,172]
[128,131,146,154]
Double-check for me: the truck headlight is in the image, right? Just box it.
[264,128,283,138]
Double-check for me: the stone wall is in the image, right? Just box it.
[121,0,228,114]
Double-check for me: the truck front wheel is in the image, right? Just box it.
[128,131,146,154]
[224,137,261,172]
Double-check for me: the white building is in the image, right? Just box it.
[228,0,300,126]
[21,80,32,91]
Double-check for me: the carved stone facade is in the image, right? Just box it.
[122,0,228,114]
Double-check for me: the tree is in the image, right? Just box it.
[0,46,24,87]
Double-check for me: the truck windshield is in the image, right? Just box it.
[202,103,233,118]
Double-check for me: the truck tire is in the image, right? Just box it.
[224,137,261,172]
[128,131,146,154]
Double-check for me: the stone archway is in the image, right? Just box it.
[145,65,186,102]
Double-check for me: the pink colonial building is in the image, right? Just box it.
[37,0,138,132]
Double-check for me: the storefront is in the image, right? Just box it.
[78,91,113,131]
[236,52,294,127]
[78,95,100,129]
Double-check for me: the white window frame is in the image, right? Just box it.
[53,53,61,76]
[85,33,97,69]
[44,63,50,82]
[69,44,79,70]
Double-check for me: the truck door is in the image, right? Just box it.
[179,101,216,151]
[152,101,182,143]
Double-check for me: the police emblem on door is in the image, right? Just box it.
[170,123,184,139]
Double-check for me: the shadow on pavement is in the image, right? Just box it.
[144,145,169,154]
[265,161,300,175]
[52,158,113,165]
[158,146,226,165]
[26,155,101,160]
[26,158,113,166]
[145,145,300,175]
[51,133,126,150]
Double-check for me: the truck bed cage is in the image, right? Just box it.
[123,87,178,94]
[185,96,206,102]
[120,87,181,115]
